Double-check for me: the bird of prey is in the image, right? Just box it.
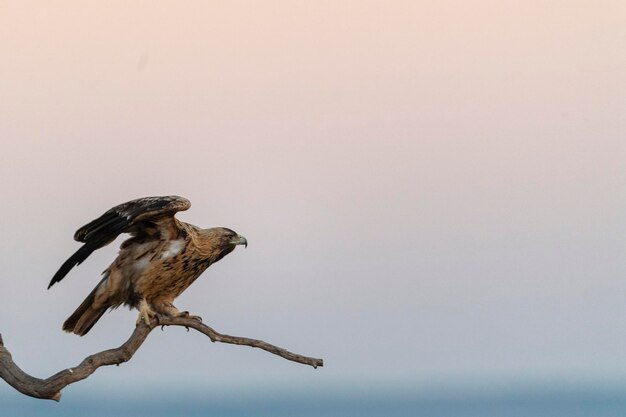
[47,196,247,336]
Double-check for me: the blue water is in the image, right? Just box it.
[4,389,626,417]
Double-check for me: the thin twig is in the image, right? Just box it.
[0,318,323,402]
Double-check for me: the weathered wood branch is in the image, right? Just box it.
[0,318,323,402]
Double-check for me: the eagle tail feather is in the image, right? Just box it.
[63,279,109,336]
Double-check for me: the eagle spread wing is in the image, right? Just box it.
[48,196,190,289]
[50,195,247,336]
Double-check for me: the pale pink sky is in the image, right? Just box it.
[0,1,625,393]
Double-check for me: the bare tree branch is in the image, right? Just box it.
[0,318,323,402]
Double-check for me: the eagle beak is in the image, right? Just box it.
[231,235,248,248]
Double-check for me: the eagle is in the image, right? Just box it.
[47,196,247,336]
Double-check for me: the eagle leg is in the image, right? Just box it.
[136,299,157,326]
[153,302,202,323]
[177,311,203,323]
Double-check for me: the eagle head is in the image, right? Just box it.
[199,227,247,260]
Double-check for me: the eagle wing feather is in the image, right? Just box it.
[48,195,190,289]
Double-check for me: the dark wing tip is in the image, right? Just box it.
[48,269,65,289]
[48,244,95,289]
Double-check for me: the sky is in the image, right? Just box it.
[0,0,625,401]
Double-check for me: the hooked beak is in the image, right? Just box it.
[230,234,248,248]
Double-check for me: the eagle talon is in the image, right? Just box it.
[177,310,202,322]
[176,311,201,322]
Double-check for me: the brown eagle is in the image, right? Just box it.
[47,196,247,336]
